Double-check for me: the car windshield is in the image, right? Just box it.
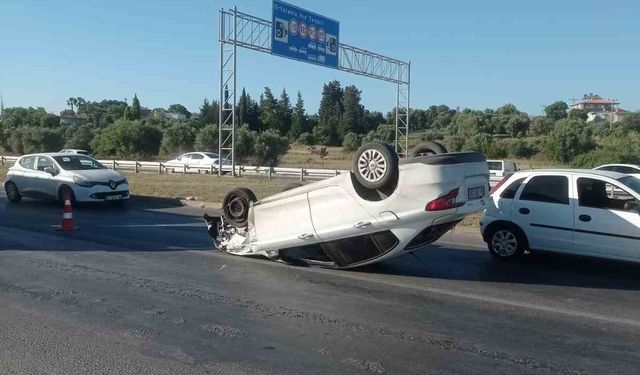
[619,176,640,195]
[204,153,219,159]
[53,155,106,170]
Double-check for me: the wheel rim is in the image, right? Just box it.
[226,196,247,221]
[491,230,518,257]
[357,149,388,183]
[5,183,18,200]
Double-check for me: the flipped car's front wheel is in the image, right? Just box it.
[222,188,257,228]
[352,143,399,190]
[412,141,448,157]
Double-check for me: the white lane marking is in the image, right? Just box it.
[194,250,640,329]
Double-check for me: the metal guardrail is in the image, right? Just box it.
[0,155,345,182]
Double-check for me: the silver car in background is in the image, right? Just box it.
[4,153,130,203]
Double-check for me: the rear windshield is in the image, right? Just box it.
[54,155,106,170]
[619,176,640,195]
[488,161,503,171]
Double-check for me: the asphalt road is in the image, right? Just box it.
[1,194,640,374]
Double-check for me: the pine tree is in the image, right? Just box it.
[276,88,292,136]
[290,91,308,140]
[340,85,365,136]
[317,80,343,145]
[259,87,278,131]
[130,94,141,120]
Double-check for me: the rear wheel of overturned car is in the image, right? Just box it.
[487,224,526,260]
[353,143,399,190]
[222,188,257,228]
[412,141,448,157]
[5,181,22,203]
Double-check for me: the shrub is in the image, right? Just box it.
[572,132,640,168]
[361,124,395,145]
[64,125,94,151]
[194,124,218,152]
[234,124,256,162]
[92,120,162,158]
[298,132,315,145]
[254,129,289,166]
[342,132,360,153]
[544,119,595,163]
[508,139,538,158]
[462,133,493,154]
[161,122,196,154]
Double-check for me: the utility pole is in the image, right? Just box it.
[609,98,617,131]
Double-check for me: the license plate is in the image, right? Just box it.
[105,195,122,201]
[468,186,485,200]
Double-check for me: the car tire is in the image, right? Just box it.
[352,143,399,190]
[486,224,526,260]
[412,141,448,157]
[58,185,76,205]
[5,181,22,203]
[222,188,257,228]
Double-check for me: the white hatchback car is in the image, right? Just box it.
[4,153,130,203]
[481,170,640,262]
[204,142,490,269]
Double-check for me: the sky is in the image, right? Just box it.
[1,0,639,116]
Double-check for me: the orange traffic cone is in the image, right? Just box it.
[59,193,77,231]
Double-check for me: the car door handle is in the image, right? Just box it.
[578,215,592,222]
[519,207,530,215]
[353,221,372,229]
[298,233,314,240]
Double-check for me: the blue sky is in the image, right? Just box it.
[1,0,638,116]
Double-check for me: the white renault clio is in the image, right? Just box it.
[4,153,130,203]
[481,170,640,262]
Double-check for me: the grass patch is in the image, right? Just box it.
[280,144,351,170]
[123,172,290,203]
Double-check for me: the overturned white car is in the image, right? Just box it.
[204,142,490,269]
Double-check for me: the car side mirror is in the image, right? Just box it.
[44,166,56,175]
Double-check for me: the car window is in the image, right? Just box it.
[519,175,569,205]
[53,155,105,170]
[500,177,526,199]
[19,156,36,170]
[204,153,219,159]
[595,166,614,171]
[578,177,639,212]
[488,161,502,171]
[190,153,204,160]
[178,154,190,161]
[35,156,55,172]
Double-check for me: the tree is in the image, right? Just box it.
[194,124,218,152]
[91,119,162,158]
[339,85,365,136]
[168,104,191,119]
[259,87,278,131]
[544,101,568,122]
[364,110,385,133]
[64,125,94,151]
[544,119,595,163]
[75,97,87,113]
[161,121,196,154]
[66,97,76,113]
[505,114,530,137]
[235,124,256,162]
[298,132,314,145]
[462,133,493,153]
[199,98,218,125]
[529,116,554,136]
[290,91,308,140]
[129,94,141,120]
[275,88,292,136]
[317,80,343,145]
[568,108,588,121]
[317,146,329,167]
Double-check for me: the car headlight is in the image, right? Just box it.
[73,176,95,187]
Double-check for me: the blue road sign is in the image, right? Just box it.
[271,0,339,69]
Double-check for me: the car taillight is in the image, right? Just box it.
[426,188,464,211]
[490,174,512,195]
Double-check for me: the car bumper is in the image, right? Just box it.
[72,184,130,202]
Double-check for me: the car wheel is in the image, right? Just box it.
[412,141,448,157]
[487,225,526,260]
[5,181,22,203]
[58,185,76,205]
[222,188,257,228]
[352,142,399,190]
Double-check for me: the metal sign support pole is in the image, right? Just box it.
[218,7,238,176]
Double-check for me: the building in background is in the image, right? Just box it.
[571,94,628,123]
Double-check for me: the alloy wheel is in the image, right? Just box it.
[491,230,518,257]
[357,149,388,183]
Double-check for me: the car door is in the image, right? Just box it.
[511,174,574,252]
[32,156,58,199]
[251,192,321,250]
[189,153,205,172]
[573,176,640,259]
[307,186,387,242]
[17,156,39,196]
